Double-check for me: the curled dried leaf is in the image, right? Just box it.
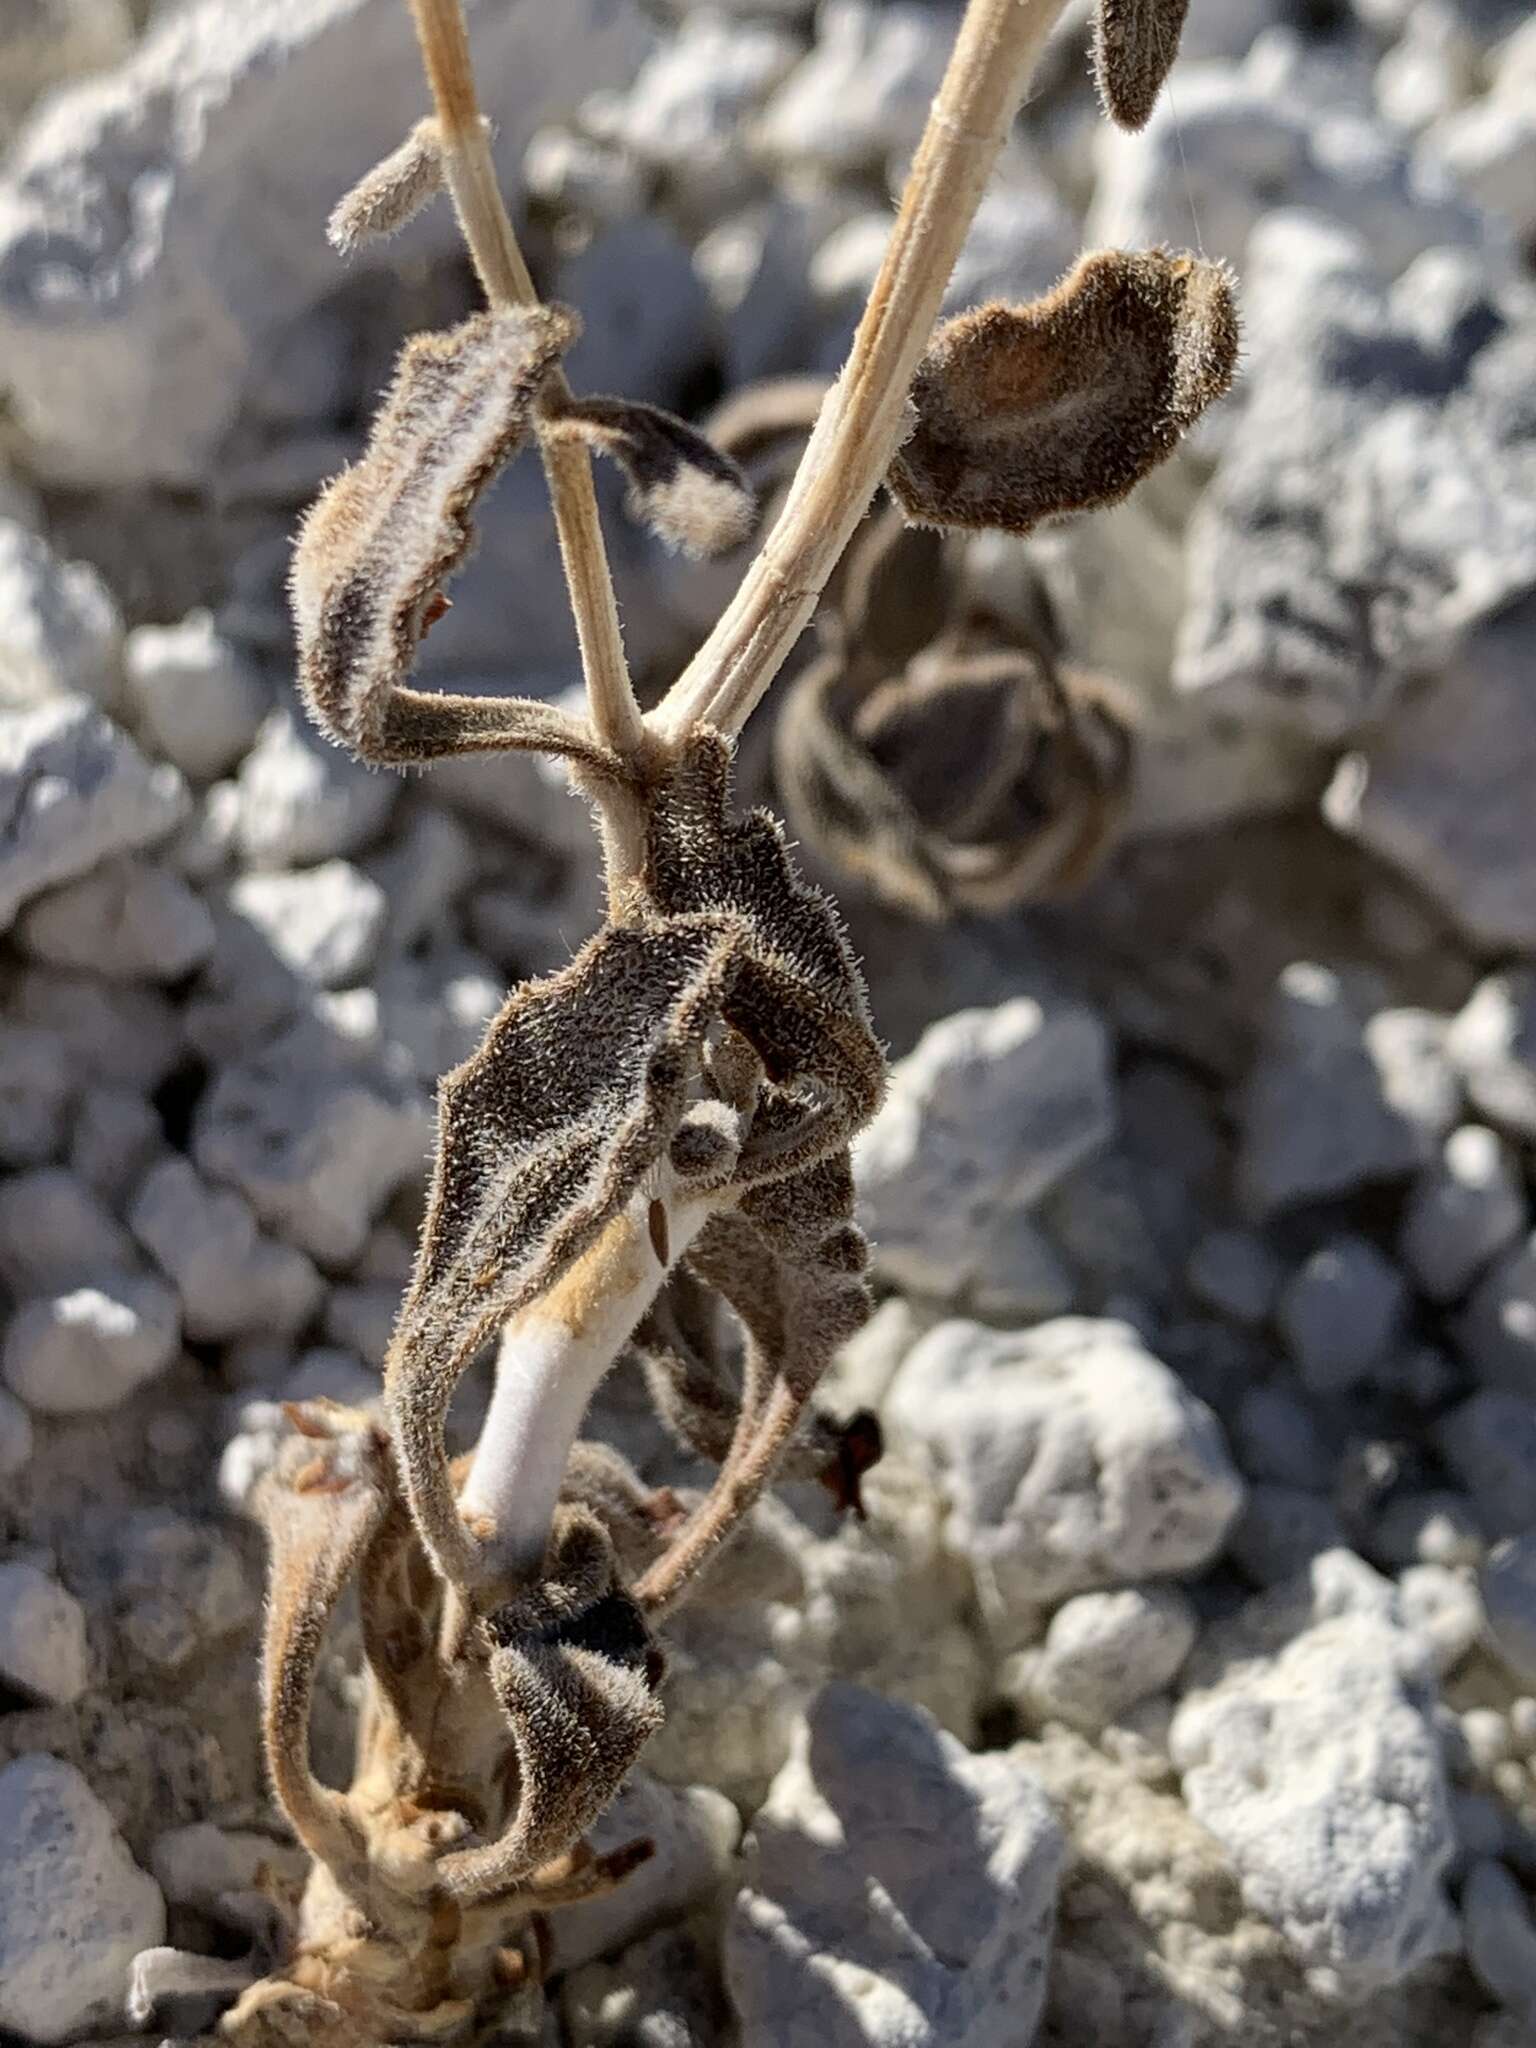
[544,396,755,559]
[291,304,613,773]
[434,1508,666,1904]
[252,1412,393,1887]
[327,118,448,254]
[642,735,886,1176]
[386,916,741,1590]
[385,733,882,1596]
[1093,0,1192,131]
[635,1153,873,1613]
[887,250,1239,537]
[636,1264,882,1505]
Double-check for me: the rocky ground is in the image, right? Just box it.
[2,0,1536,2043]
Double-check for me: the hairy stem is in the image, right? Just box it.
[652,0,1073,742]
[453,1191,714,1600]
[407,0,646,769]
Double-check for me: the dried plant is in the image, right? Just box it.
[201,0,1235,2038]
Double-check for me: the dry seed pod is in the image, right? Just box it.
[888,250,1239,537]
[327,118,448,254]
[544,395,755,559]
[1092,0,1192,131]
[291,304,611,772]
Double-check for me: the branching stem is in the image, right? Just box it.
[407,0,646,770]
[652,0,1073,742]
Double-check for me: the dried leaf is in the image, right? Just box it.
[327,119,447,254]
[887,250,1239,537]
[435,1509,665,1903]
[253,1413,393,1886]
[642,734,886,1179]
[1093,0,1192,131]
[387,916,742,1587]
[636,1263,881,1506]
[290,305,611,773]
[545,396,755,559]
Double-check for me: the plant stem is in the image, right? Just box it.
[452,1191,714,1600]
[652,0,1072,743]
[407,0,646,768]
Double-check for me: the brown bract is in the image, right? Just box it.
[887,249,1239,537]
[1092,0,1192,131]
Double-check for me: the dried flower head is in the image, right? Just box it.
[1092,0,1192,131]
[767,493,1134,918]
[888,249,1239,536]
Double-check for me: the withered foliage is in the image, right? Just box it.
[291,305,598,770]
[888,249,1239,537]
[291,313,753,772]
[218,1,1235,2040]
[218,1403,667,2048]
[1092,0,1193,131]
[386,727,885,1602]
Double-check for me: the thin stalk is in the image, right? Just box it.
[407,0,646,769]
[652,0,1072,743]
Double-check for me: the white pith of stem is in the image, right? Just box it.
[407,0,646,768]
[455,1190,714,1593]
[651,0,1073,744]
